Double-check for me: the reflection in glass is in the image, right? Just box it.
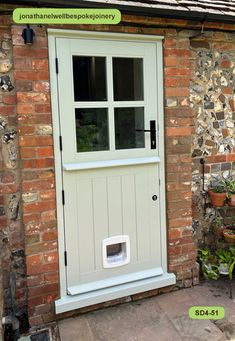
[113,58,144,101]
[75,108,109,152]
[115,107,145,150]
[73,56,107,101]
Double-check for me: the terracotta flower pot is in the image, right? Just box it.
[208,190,226,207]
[228,193,235,207]
[223,228,235,244]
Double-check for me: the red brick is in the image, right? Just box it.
[41,210,56,222]
[22,158,54,169]
[37,146,54,157]
[28,283,59,297]
[2,95,17,104]
[28,315,44,326]
[26,241,57,255]
[18,114,52,125]
[165,87,189,97]
[206,155,226,163]
[168,218,192,228]
[44,272,59,284]
[13,46,48,58]
[164,56,177,67]
[1,172,15,183]
[43,251,58,264]
[18,126,35,135]
[182,244,197,253]
[168,229,181,239]
[165,68,191,76]
[34,104,51,113]
[168,201,192,210]
[42,230,58,241]
[15,70,49,81]
[165,78,178,87]
[164,38,177,48]
[164,49,191,57]
[33,81,50,93]
[27,254,42,269]
[226,154,235,162]
[23,200,56,213]
[22,179,54,191]
[169,245,182,255]
[17,92,50,103]
[19,136,53,147]
[27,262,58,275]
[20,147,37,158]
[0,184,19,194]
[27,275,44,287]
[17,103,34,114]
[39,190,56,200]
[0,105,15,115]
[220,60,231,68]
[166,127,191,136]
[32,59,49,70]
[14,58,32,69]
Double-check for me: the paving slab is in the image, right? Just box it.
[58,282,235,341]
[86,299,182,341]
[59,316,94,341]
[156,288,226,341]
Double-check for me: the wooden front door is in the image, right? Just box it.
[53,33,175,311]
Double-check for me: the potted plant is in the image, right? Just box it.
[226,178,235,207]
[223,228,235,244]
[212,216,224,237]
[215,248,231,275]
[208,179,227,207]
[198,248,219,280]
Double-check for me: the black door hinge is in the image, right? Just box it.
[64,251,67,266]
[55,57,59,74]
[62,190,65,205]
[59,135,63,151]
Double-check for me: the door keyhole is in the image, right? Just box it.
[152,195,158,201]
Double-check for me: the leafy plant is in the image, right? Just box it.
[215,249,231,264]
[225,178,235,196]
[198,248,219,280]
[229,260,235,280]
[209,179,227,193]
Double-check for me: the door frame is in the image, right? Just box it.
[48,29,175,314]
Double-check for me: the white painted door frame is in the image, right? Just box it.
[48,29,176,314]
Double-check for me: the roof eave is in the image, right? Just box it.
[2,0,235,24]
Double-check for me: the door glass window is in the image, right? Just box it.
[73,56,107,101]
[113,58,144,101]
[114,107,145,150]
[75,108,109,152]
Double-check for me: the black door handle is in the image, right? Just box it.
[136,120,156,149]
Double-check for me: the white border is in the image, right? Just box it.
[48,29,175,313]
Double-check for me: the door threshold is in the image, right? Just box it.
[55,272,176,314]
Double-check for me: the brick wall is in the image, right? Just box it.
[11,24,59,326]
[0,12,233,328]
[0,15,27,326]
[190,31,235,244]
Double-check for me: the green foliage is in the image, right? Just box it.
[225,178,235,195]
[209,179,227,193]
[198,246,235,281]
[229,260,235,280]
[215,249,231,264]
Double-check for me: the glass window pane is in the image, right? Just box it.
[73,56,107,101]
[75,108,109,152]
[113,58,144,101]
[114,107,145,150]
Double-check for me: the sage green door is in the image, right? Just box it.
[56,36,167,300]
